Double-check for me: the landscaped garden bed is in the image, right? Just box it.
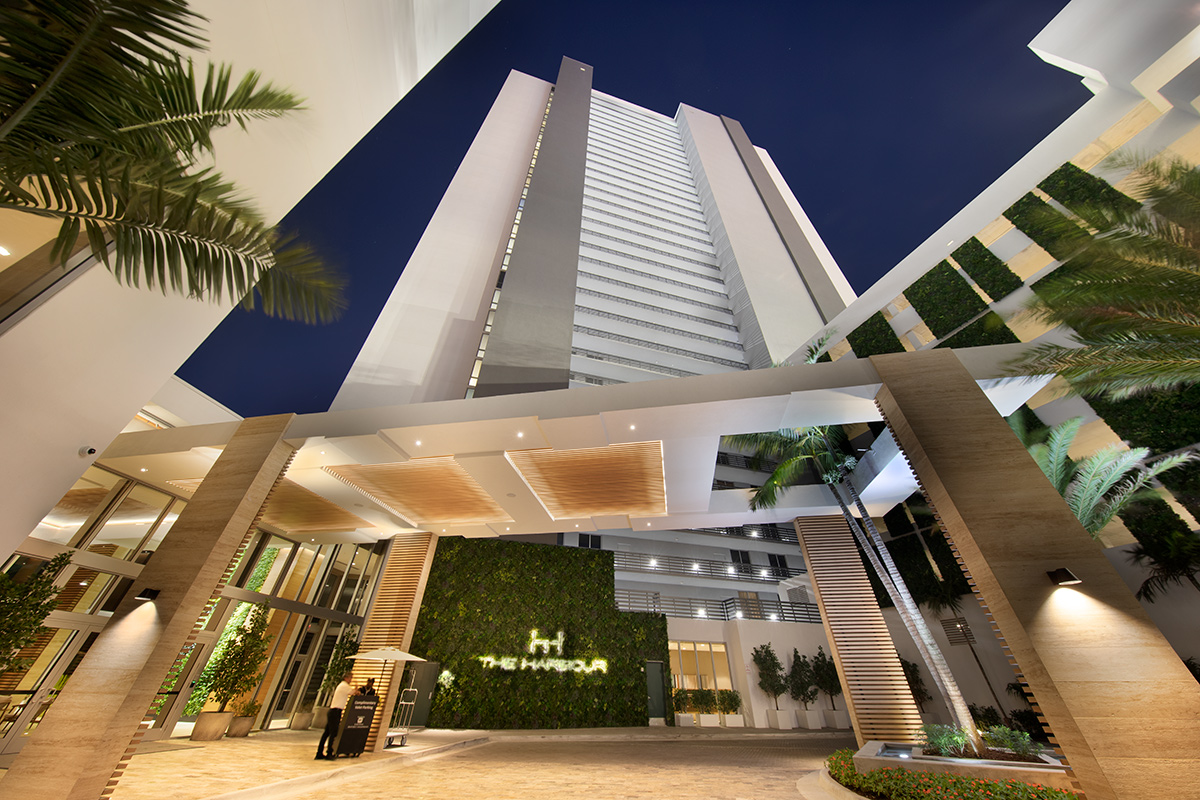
[828,748,1078,799]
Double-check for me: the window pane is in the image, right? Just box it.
[277,543,321,602]
[30,467,122,546]
[139,498,185,558]
[86,484,173,560]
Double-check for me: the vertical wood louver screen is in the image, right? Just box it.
[355,532,437,752]
[794,515,923,746]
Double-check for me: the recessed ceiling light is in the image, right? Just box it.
[575,524,579,528]
[516,431,524,438]
[415,440,421,446]
[139,468,148,473]
[647,522,651,527]
[506,527,510,531]
[79,581,88,586]
[0,245,9,256]
[629,424,636,430]
[320,450,326,455]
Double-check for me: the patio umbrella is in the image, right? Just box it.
[349,648,426,662]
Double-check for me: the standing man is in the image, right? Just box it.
[316,672,355,759]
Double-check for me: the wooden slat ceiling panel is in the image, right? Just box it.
[169,477,368,533]
[506,441,666,519]
[326,457,510,525]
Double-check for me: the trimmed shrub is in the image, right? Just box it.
[936,312,1020,349]
[717,688,742,714]
[1038,162,1139,226]
[905,260,988,338]
[1003,193,1089,261]
[846,311,905,357]
[951,237,1024,300]
[919,723,970,757]
[826,748,1075,800]
[982,725,1040,758]
[411,537,668,729]
[692,688,717,713]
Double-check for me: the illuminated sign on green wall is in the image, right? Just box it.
[477,628,609,674]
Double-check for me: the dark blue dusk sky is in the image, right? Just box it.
[178,0,1090,417]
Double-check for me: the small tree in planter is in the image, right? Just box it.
[752,642,791,728]
[191,603,273,740]
[812,646,845,728]
[789,649,820,728]
[0,553,71,675]
[717,689,744,726]
[672,687,693,725]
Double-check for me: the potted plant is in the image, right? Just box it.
[191,603,273,741]
[0,553,71,675]
[752,642,793,729]
[225,696,261,738]
[694,688,720,727]
[312,625,359,728]
[812,646,848,729]
[718,689,744,727]
[789,649,822,729]
[672,688,694,726]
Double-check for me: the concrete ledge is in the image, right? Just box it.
[852,740,1073,792]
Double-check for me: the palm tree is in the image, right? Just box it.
[1007,156,1200,399]
[0,0,347,323]
[1010,415,1194,537]
[725,423,982,750]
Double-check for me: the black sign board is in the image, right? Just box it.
[334,695,378,757]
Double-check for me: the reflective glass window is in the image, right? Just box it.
[86,484,174,561]
[30,468,123,546]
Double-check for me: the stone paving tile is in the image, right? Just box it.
[289,736,859,800]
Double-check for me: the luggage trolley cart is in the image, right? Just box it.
[347,647,427,749]
[387,666,420,747]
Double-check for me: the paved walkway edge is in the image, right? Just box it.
[202,736,491,800]
[795,768,862,800]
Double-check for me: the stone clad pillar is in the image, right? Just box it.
[1,415,296,800]
[871,350,1200,800]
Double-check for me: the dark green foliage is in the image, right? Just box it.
[750,642,787,709]
[1003,193,1090,261]
[317,626,359,702]
[826,748,1075,800]
[919,723,970,756]
[692,688,717,713]
[904,260,989,338]
[1118,495,1191,545]
[882,505,914,538]
[952,238,1024,299]
[1008,709,1049,742]
[936,312,1020,349]
[982,726,1040,758]
[846,311,904,357]
[816,350,833,363]
[900,657,931,713]
[969,703,1002,729]
[204,603,273,712]
[1038,162,1139,226]
[812,646,842,709]
[1088,385,1200,519]
[717,688,742,714]
[788,649,818,709]
[673,688,692,712]
[0,552,71,675]
[411,537,668,729]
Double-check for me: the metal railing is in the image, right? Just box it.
[612,551,803,583]
[686,523,800,546]
[615,590,821,623]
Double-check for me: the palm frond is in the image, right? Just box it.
[1032,416,1080,495]
[244,236,348,324]
[0,0,204,147]
[116,57,304,160]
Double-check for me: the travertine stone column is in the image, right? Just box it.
[1,415,295,800]
[795,515,924,747]
[872,350,1200,800]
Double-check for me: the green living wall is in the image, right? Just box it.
[846,311,904,357]
[904,260,988,339]
[951,238,1023,300]
[410,537,669,729]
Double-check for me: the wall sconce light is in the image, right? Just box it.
[135,588,161,601]
[1047,568,1081,586]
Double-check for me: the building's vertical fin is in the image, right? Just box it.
[720,116,848,323]
[474,57,593,397]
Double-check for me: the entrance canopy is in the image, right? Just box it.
[98,346,1046,544]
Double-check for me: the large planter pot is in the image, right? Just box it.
[290,711,315,730]
[796,708,824,729]
[674,712,694,727]
[766,709,795,729]
[312,706,330,728]
[190,711,234,741]
[722,714,745,727]
[823,708,851,729]
[226,715,255,738]
[698,713,722,727]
